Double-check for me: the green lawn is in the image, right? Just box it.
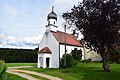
[6,63,36,67]
[20,63,120,80]
[20,72,48,80]
[6,73,27,80]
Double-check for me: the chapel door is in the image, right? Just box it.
[46,58,50,68]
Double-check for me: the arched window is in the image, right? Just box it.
[39,57,43,68]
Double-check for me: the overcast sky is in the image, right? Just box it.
[0,0,82,49]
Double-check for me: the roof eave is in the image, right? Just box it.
[59,43,83,47]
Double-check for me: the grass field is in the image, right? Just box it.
[20,63,120,80]
[6,73,27,80]
[6,63,36,67]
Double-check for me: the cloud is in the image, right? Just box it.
[0,33,42,49]
[22,35,42,47]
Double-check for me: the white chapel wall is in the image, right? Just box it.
[60,44,84,60]
[38,53,51,68]
[39,33,48,50]
[38,32,59,68]
[38,53,44,68]
[47,32,59,68]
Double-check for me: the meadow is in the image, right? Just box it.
[17,62,120,80]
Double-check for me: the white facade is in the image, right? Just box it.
[37,8,84,68]
[38,53,51,68]
[38,32,59,68]
[46,25,58,33]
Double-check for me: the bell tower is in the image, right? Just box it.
[46,6,58,34]
[47,6,57,25]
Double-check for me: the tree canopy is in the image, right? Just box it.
[62,0,120,72]
[0,48,37,63]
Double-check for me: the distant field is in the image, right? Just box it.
[20,63,120,80]
[6,63,36,67]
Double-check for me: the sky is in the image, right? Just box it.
[0,0,82,49]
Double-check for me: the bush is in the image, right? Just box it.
[60,54,73,68]
[109,49,120,64]
[71,48,82,61]
[73,60,80,65]
[81,59,91,63]
[70,48,82,65]
[0,60,7,80]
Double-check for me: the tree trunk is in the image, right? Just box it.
[102,53,110,72]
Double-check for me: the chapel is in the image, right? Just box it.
[37,7,84,68]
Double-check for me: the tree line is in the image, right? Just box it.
[0,48,38,63]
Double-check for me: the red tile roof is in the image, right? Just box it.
[38,47,51,53]
[51,31,82,47]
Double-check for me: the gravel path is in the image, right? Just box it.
[7,66,62,80]
[7,69,39,80]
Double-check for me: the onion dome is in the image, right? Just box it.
[47,6,57,20]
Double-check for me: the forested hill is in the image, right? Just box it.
[0,48,38,63]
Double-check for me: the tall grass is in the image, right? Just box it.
[0,60,7,80]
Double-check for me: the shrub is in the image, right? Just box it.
[0,60,7,80]
[71,48,82,61]
[73,60,80,65]
[60,54,73,68]
[70,48,82,65]
[109,49,120,64]
[81,59,91,63]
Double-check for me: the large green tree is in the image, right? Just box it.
[62,0,120,72]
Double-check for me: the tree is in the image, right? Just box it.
[60,54,73,68]
[71,48,82,61]
[62,0,120,72]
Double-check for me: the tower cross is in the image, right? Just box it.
[52,6,54,12]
